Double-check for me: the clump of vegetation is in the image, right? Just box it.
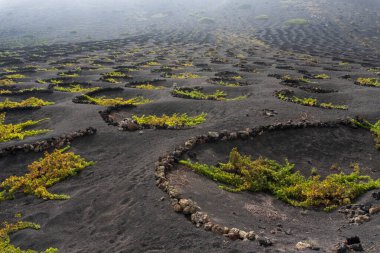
[0,79,16,86]
[142,61,161,67]
[314,74,330,79]
[351,119,380,149]
[0,113,49,142]
[172,88,246,101]
[276,90,348,110]
[0,97,54,110]
[103,78,121,84]
[215,81,241,87]
[255,14,269,20]
[135,84,165,90]
[58,72,79,78]
[54,84,100,93]
[102,71,127,78]
[82,95,152,106]
[180,148,380,211]
[182,62,193,67]
[355,78,380,87]
[163,72,201,79]
[4,74,26,79]
[198,17,216,24]
[282,75,312,84]
[0,146,94,201]
[0,90,12,95]
[37,79,63,85]
[368,68,380,75]
[132,113,207,128]
[285,19,309,25]
[0,221,58,253]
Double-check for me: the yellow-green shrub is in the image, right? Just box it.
[0,79,16,86]
[0,146,94,201]
[0,98,54,110]
[0,221,58,253]
[0,113,49,142]
[135,84,165,90]
[180,148,380,211]
[172,89,246,101]
[132,113,207,128]
[82,95,152,106]
[54,84,100,93]
[276,91,348,110]
[355,77,380,87]
[352,118,380,149]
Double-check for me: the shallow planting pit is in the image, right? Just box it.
[160,122,380,250]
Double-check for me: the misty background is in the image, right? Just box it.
[0,0,379,54]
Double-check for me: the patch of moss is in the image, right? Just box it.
[135,84,165,90]
[58,72,79,78]
[355,77,380,87]
[164,72,201,79]
[180,148,380,210]
[0,113,49,142]
[4,74,26,79]
[54,84,100,93]
[351,118,380,149]
[199,17,216,24]
[172,88,246,101]
[276,90,348,110]
[132,113,207,128]
[142,61,161,67]
[314,74,330,79]
[0,79,16,86]
[255,14,269,20]
[0,97,54,110]
[0,221,58,253]
[368,68,380,75]
[285,19,309,25]
[0,146,94,201]
[82,95,152,106]
[102,71,127,78]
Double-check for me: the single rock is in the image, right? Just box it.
[204,222,213,231]
[239,230,248,240]
[191,212,209,227]
[119,118,140,131]
[228,228,240,240]
[353,215,370,224]
[257,236,273,247]
[369,205,380,215]
[208,132,219,139]
[246,231,256,241]
[296,241,312,250]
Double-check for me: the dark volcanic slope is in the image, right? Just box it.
[0,1,380,253]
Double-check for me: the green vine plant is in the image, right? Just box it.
[0,221,58,253]
[82,95,152,106]
[180,148,380,211]
[0,146,94,202]
[172,88,246,101]
[0,79,16,86]
[0,98,54,111]
[134,84,165,90]
[162,72,201,79]
[0,88,46,95]
[54,84,100,93]
[355,78,380,87]
[275,90,348,110]
[131,113,207,129]
[0,113,49,142]
[351,118,380,149]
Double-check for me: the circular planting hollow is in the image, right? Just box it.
[100,101,208,131]
[155,121,380,251]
